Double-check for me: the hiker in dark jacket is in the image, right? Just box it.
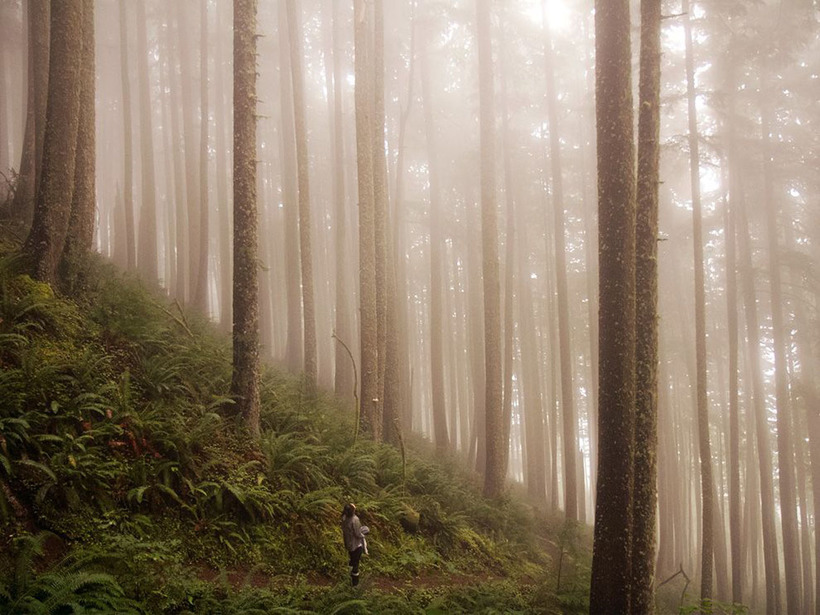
[341,503,369,586]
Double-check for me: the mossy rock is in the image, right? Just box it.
[399,504,420,533]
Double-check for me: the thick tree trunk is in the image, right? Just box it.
[23,0,83,285]
[232,0,260,438]
[589,0,636,612]
[285,0,317,389]
[631,0,661,609]
[60,0,96,288]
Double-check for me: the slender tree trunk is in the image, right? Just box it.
[589,0,636,611]
[373,0,389,419]
[232,0,260,438]
[215,11,232,331]
[725,169,742,605]
[738,202,782,615]
[760,68,803,615]
[517,214,547,507]
[23,0,83,285]
[682,0,713,601]
[476,0,503,499]
[542,1,577,522]
[13,0,48,224]
[328,0,354,400]
[118,0,136,271]
[631,0,661,609]
[135,0,158,282]
[177,0,201,302]
[285,0,317,388]
[355,0,379,438]
[193,0,210,314]
[420,27,449,452]
[276,0,303,373]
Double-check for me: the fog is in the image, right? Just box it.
[0,0,817,611]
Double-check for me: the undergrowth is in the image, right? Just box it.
[0,246,570,613]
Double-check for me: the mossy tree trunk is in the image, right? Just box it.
[23,0,83,285]
[232,0,261,438]
[60,0,96,289]
[631,0,661,610]
[589,0,637,612]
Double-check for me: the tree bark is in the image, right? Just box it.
[232,0,261,438]
[355,0,379,438]
[13,0,48,224]
[631,0,661,609]
[476,0,503,499]
[589,0,636,612]
[60,0,96,289]
[23,0,83,285]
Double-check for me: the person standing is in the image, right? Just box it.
[341,503,368,586]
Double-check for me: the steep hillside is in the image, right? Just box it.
[0,246,588,614]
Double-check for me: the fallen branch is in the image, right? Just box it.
[657,563,691,610]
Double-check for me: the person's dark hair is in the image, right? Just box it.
[342,503,355,519]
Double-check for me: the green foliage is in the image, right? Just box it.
[0,250,558,613]
[0,532,144,614]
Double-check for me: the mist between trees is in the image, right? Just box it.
[0,0,817,612]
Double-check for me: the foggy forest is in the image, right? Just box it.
[0,0,817,613]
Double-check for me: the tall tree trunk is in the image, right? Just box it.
[589,0,636,611]
[682,0,713,600]
[631,0,661,609]
[760,68,803,615]
[23,0,83,285]
[232,0,260,438]
[135,0,158,282]
[725,167,742,605]
[517,214,547,506]
[118,0,136,271]
[177,0,201,302]
[420,26,449,453]
[738,202,782,615]
[328,0,354,400]
[277,0,303,373]
[13,0,48,224]
[355,0,379,438]
[215,8,232,331]
[285,0,317,388]
[60,0,95,288]
[193,0,210,314]
[373,0,389,420]
[542,1,577,522]
[476,0,503,499]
